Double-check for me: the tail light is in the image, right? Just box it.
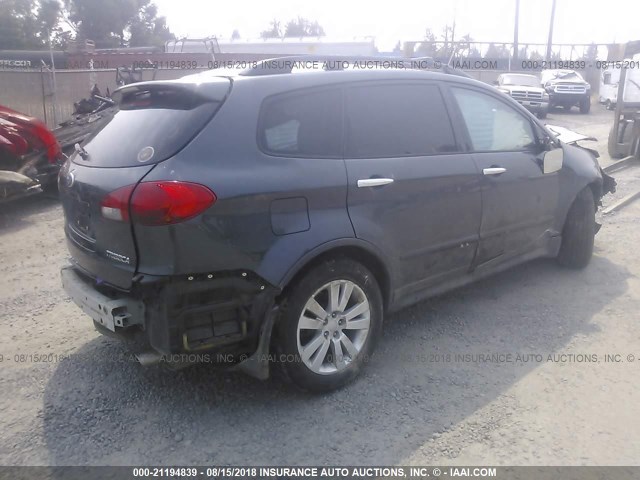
[101,181,216,225]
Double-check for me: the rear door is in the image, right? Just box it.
[343,81,482,296]
[448,86,559,268]
[60,79,230,289]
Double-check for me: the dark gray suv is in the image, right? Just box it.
[59,60,614,392]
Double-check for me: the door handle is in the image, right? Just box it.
[482,167,507,176]
[357,178,394,188]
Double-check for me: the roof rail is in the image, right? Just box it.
[238,55,471,79]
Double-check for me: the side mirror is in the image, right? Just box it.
[493,79,500,86]
[542,148,563,174]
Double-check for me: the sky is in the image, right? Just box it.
[153,0,640,52]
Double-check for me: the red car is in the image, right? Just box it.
[0,105,64,202]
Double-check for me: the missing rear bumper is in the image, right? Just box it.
[61,266,145,332]
[62,264,280,376]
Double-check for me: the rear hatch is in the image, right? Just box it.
[60,77,231,290]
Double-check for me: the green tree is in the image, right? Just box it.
[414,28,438,57]
[283,17,325,37]
[63,0,135,47]
[37,0,61,41]
[485,43,511,59]
[577,43,598,62]
[63,0,172,48]
[0,0,38,49]
[260,19,281,39]
[453,33,473,58]
[0,0,61,49]
[128,1,173,48]
[529,50,544,61]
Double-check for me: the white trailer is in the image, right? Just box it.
[608,51,640,159]
[599,69,620,109]
[599,55,640,110]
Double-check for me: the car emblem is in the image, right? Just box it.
[137,146,155,163]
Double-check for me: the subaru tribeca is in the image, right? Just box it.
[60,59,613,392]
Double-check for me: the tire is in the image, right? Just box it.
[537,110,547,119]
[277,258,383,392]
[579,97,591,114]
[608,124,629,159]
[556,188,596,269]
[562,105,572,112]
[605,99,612,110]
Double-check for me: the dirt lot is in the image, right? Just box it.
[1,105,639,466]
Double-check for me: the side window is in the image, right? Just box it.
[345,83,457,158]
[451,87,536,152]
[259,88,341,158]
[603,72,612,85]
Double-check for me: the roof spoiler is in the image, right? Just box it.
[112,78,231,105]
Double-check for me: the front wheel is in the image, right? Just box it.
[579,97,591,114]
[556,188,596,269]
[277,258,383,392]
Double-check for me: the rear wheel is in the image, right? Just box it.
[556,188,596,269]
[537,110,547,119]
[278,258,383,392]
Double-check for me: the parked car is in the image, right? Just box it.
[540,69,592,113]
[494,73,549,118]
[59,60,615,392]
[0,105,64,202]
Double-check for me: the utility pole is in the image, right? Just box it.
[450,17,456,61]
[513,0,520,65]
[546,0,557,61]
[47,29,58,126]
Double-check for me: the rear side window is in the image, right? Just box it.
[259,88,342,158]
[75,82,229,167]
[345,83,457,158]
[451,87,535,152]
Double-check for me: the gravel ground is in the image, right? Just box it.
[1,105,639,466]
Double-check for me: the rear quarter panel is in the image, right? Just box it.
[133,80,355,288]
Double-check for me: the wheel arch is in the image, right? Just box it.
[587,180,602,208]
[277,239,394,312]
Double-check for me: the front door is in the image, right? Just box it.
[448,86,560,268]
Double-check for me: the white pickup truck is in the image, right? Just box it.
[494,73,549,118]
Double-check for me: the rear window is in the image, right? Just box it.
[258,88,342,158]
[74,82,229,167]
